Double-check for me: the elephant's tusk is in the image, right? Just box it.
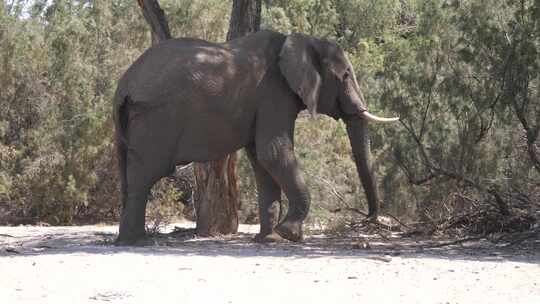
[360,111,400,123]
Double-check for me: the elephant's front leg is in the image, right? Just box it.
[245,145,282,242]
[256,136,310,242]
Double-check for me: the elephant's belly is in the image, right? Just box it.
[173,118,254,163]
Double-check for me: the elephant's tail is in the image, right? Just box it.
[113,90,129,208]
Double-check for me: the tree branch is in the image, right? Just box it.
[399,115,511,215]
[137,0,171,45]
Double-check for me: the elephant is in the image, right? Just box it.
[113,30,398,245]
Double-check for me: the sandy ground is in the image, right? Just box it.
[1,222,539,304]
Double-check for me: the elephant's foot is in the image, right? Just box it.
[275,220,303,242]
[253,231,285,243]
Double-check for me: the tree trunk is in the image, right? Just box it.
[193,154,240,235]
[193,0,262,237]
[136,0,171,45]
[227,0,262,40]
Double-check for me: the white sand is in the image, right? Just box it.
[1,223,539,304]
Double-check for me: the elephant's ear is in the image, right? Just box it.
[279,33,322,116]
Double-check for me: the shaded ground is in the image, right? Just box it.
[1,222,539,304]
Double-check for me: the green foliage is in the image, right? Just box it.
[146,177,183,233]
[0,0,230,224]
[374,0,539,221]
[162,0,230,42]
[262,0,539,226]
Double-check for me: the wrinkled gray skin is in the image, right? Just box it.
[114,30,380,245]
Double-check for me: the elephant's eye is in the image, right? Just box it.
[342,68,351,80]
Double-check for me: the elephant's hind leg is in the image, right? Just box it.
[245,145,282,243]
[115,103,177,245]
[116,152,164,245]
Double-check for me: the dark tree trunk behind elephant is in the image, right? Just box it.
[227,0,262,41]
[193,0,263,236]
[137,0,171,44]
[193,154,239,235]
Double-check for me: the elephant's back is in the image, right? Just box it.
[117,38,235,105]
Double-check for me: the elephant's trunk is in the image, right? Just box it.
[344,117,379,218]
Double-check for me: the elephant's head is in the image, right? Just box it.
[279,33,398,217]
[279,33,398,122]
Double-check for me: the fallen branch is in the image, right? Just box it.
[5,247,20,254]
[364,256,392,262]
[422,236,484,248]
[305,172,347,204]
[381,212,411,230]
[331,207,410,231]
[331,207,368,217]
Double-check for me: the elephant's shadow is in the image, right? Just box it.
[2,226,539,264]
[145,229,539,263]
